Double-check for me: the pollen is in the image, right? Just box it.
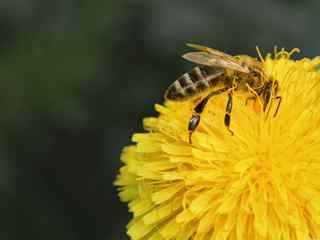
[115,50,320,240]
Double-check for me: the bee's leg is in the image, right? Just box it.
[263,90,271,112]
[245,96,257,106]
[273,96,282,117]
[245,83,263,110]
[224,92,234,135]
[264,83,280,118]
[188,87,229,143]
[188,115,200,144]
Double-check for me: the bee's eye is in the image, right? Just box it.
[251,71,259,77]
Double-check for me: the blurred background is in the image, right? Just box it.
[0,0,319,239]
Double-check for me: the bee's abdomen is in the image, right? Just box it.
[165,66,225,100]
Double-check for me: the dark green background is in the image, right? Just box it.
[0,0,319,239]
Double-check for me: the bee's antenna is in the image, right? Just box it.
[188,132,192,144]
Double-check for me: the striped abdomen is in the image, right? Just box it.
[165,66,225,101]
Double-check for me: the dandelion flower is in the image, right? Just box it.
[115,49,320,240]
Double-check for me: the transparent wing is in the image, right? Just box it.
[182,51,250,73]
[187,43,234,59]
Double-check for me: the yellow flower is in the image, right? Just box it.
[115,49,320,240]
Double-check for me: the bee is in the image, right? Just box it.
[164,44,281,143]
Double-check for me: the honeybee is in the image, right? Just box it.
[165,44,281,143]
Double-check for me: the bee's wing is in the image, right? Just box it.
[187,43,234,59]
[182,51,250,73]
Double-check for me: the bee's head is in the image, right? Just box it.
[237,55,263,75]
[238,55,260,66]
[250,68,263,78]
